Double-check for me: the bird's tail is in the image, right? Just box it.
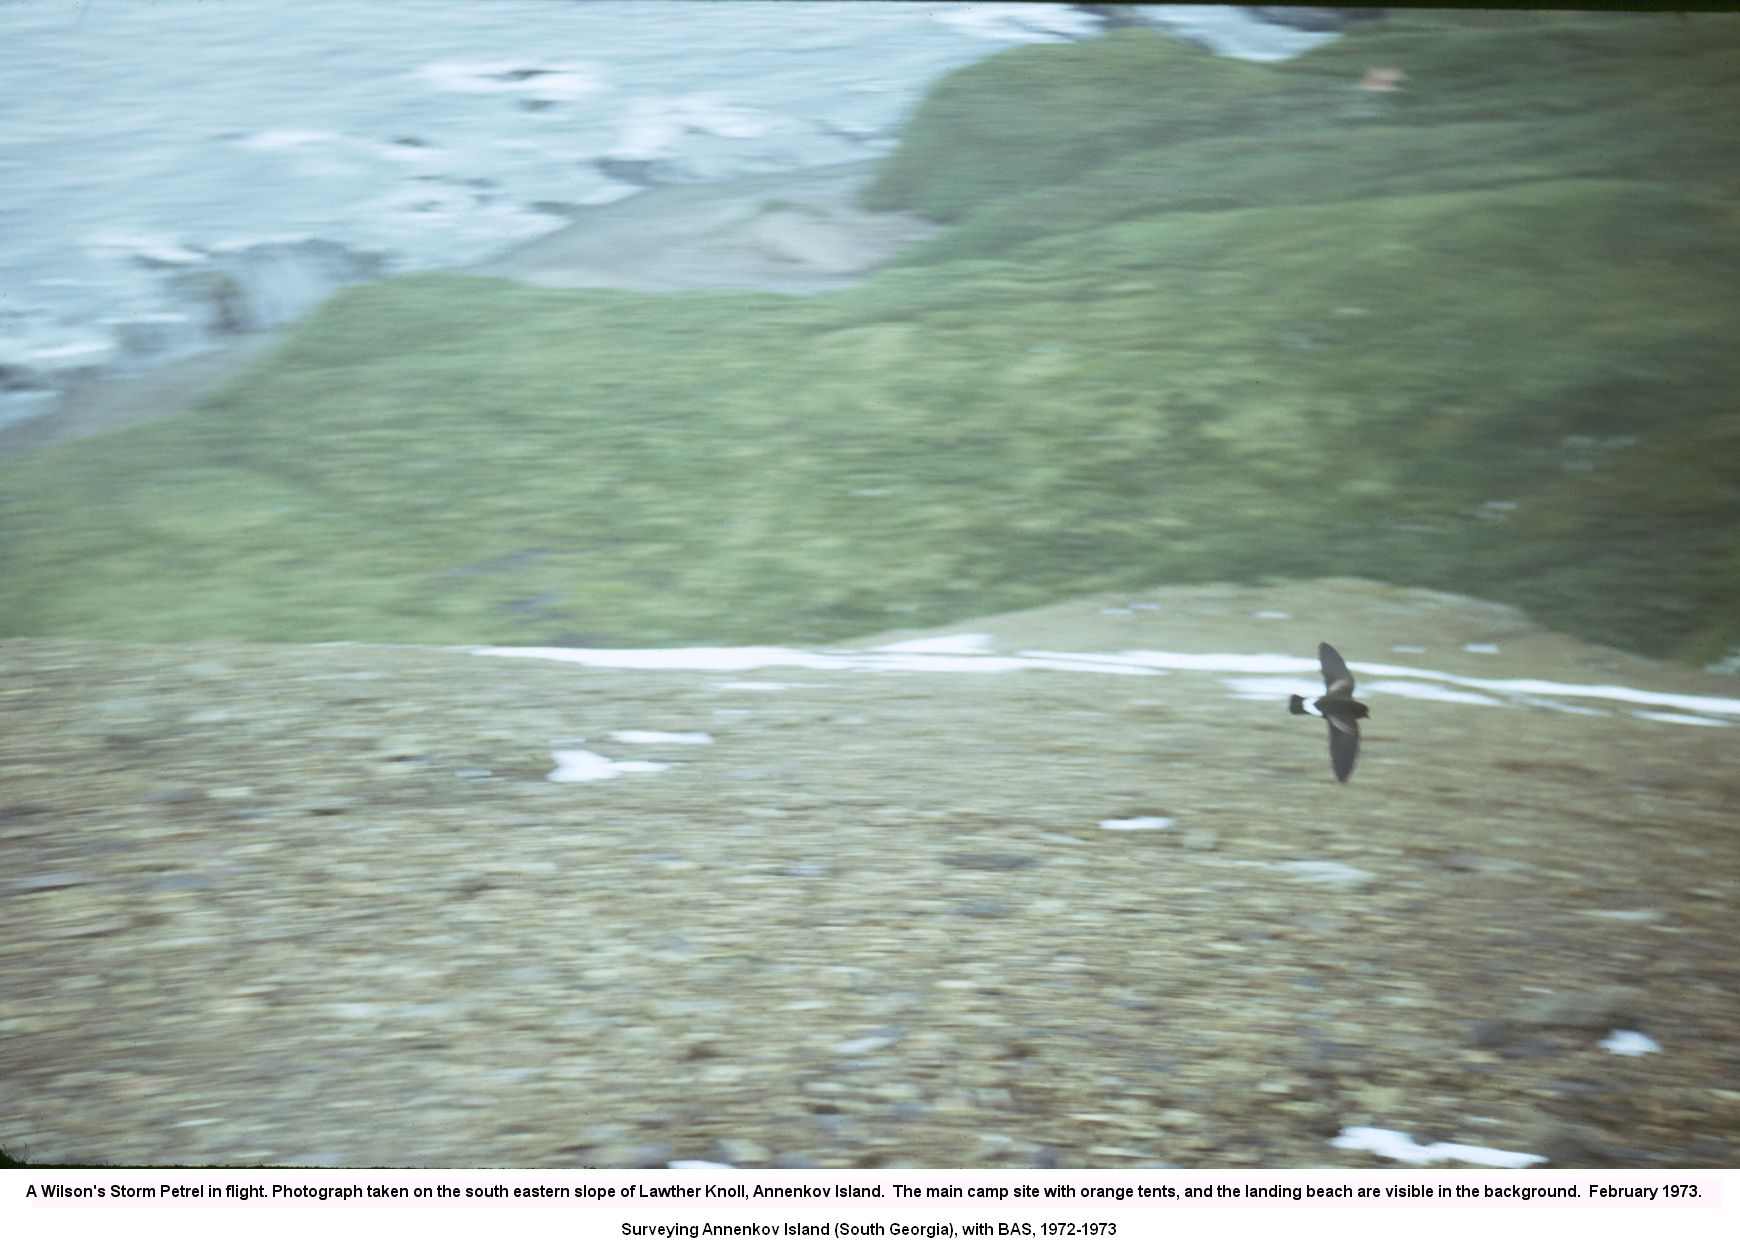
[1288,694,1309,716]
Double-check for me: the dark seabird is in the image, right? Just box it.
[1289,642,1369,782]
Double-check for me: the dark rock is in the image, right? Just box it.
[0,365,53,393]
[163,239,388,337]
[108,315,202,360]
[595,157,669,188]
[941,851,1037,871]
[4,872,97,895]
[144,787,200,803]
[1468,1018,1516,1049]
[1496,1036,1562,1060]
[299,801,353,816]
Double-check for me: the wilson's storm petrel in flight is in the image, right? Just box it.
[1290,642,1369,782]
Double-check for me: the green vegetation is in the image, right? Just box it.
[2,14,1737,659]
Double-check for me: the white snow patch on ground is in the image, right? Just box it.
[609,730,714,745]
[475,644,1156,676]
[872,633,995,655]
[1599,1029,1662,1056]
[1098,816,1174,831]
[1330,1125,1546,1168]
[472,641,1740,721]
[481,645,844,672]
[547,749,670,783]
[1025,650,1302,674]
[1629,710,1730,727]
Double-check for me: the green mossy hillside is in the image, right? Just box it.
[1,12,1736,660]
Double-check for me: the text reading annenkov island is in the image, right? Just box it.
[627,1186,875,1199]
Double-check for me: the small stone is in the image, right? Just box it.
[1274,860,1375,890]
[582,1143,674,1169]
[1468,1019,1516,1049]
[941,852,1036,871]
[874,1082,925,1102]
[1353,1085,1408,1115]
[680,1036,725,1060]
[711,1138,771,1165]
[1515,1119,1608,1167]
[833,1029,905,1056]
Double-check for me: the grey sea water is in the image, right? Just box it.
[0,2,1066,405]
[0,2,1331,427]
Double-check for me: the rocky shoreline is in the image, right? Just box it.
[0,160,935,462]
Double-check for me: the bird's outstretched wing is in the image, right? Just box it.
[1318,642,1355,698]
[1326,716,1360,782]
